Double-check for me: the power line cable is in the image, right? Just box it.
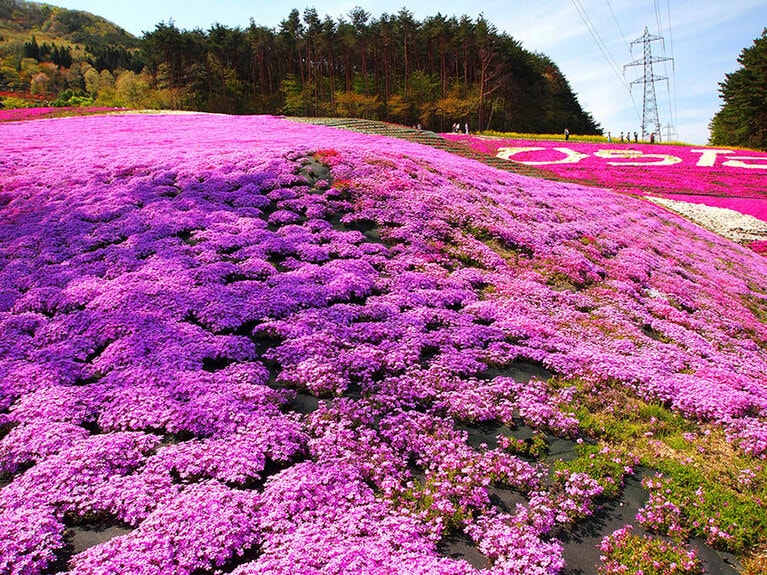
[651,0,677,139]
[569,0,630,91]
[605,0,642,122]
[665,0,679,139]
[571,0,641,124]
[605,0,630,51]
[653,0,664,39]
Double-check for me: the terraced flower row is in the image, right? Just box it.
[1,113,766,574]
[442,134,767,224]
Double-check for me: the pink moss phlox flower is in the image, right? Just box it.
[444,134,767,223]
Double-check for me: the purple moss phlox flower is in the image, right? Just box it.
[1,113,767,574]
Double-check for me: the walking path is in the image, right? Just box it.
[293,117,767,254]
[290,117,555,180]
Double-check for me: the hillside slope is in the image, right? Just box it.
[0,0,137,47]
[1,113,765,573]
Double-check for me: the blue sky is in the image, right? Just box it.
[35,0,766,144]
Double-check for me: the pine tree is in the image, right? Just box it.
[23,35,40,60]
[709,28,767,150]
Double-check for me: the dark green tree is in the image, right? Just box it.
[87,44,143,73]
[278,9,305,85]
[52,44,73,67]
[246,20,279,102]
[709,28,767,150]
[141,21,187,89]
[23,35,40,60]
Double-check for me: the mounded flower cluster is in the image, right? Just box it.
[637,473,739,550]
[1,113,767,573]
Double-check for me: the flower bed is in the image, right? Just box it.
[442,134,767,224]
[1,113,767,573]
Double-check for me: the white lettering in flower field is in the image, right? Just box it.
[594,149,682,166]
[496,147,589,164]
[497,146,767,169]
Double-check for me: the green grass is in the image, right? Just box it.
[556,377,767,570]
[554,443,635,498]
[479,129,695,146]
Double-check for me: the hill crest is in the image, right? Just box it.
[0,0,138,47]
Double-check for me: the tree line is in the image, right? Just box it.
[3,5,604,133]
[138,8,600,134]
[3,4,766,146]
[709,28,767,151]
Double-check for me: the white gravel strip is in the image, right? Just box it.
[647,196,767,244]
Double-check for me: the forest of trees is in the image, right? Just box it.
[1,2,602,134]
[136,8,601,133]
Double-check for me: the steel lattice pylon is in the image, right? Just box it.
[624,27,672,141]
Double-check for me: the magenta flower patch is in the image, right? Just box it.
[444,134,767,223]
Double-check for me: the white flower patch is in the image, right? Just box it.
[647,196,767,244]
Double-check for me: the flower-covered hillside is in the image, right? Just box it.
[1,113,767,574]
[443,134,767,224]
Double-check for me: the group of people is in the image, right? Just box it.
[564,128,658,144]
[451,122,469,134]
[606,131,656,144]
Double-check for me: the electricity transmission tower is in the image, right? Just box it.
[663,123,678,142]
[624,27,673,141]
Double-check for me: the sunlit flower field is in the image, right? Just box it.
[2,113,767,575]
[443,134,767,253]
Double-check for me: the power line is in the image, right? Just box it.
[605,0,630,52]
[569,0,630,91]
[665,0,679,140]
[570,0,642,127]
[650,0,678,140]
[653,0,664,40]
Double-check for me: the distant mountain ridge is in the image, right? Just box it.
[0,0,138,47]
